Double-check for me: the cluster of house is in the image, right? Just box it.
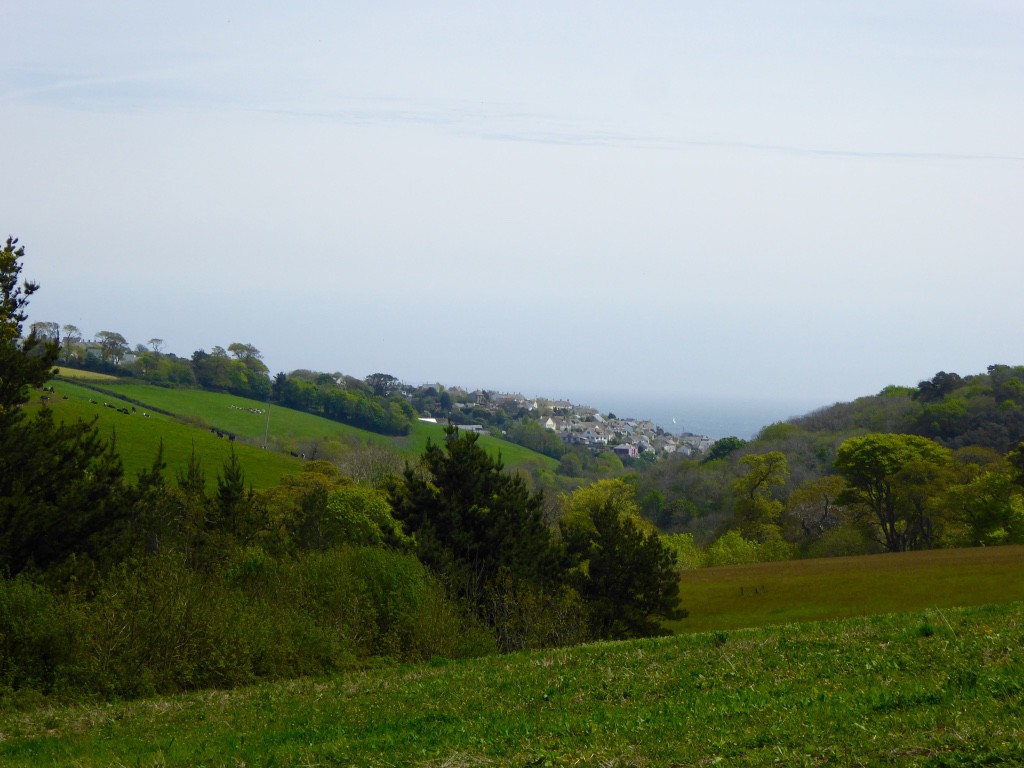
[537,408,712,458]
[444,390,714,458]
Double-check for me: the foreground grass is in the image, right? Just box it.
[1,602,1020,766]
[672,545,1024,634]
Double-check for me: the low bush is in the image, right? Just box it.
[0,544,498,702]
[0,577,79,696]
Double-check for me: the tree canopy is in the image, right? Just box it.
[559,479,684,639]
[388,426,560,611]
[835,433,952,552]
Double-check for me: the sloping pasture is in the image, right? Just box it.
[672,544,1024,633]
[58,376,558,471]
[26,380,302,489]
[1,601,1020,766]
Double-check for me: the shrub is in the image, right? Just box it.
[706,531,761,566]
[804,525,880,558]
[660,533,706,569]
[485,576,588,652]
[1,545,498,702]
[704,531,796,566]
[75,552,255,696]
[0,577,80,695]
[286,547,491,663]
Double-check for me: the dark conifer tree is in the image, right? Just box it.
[0,237,128,575]
[389,426,560,612]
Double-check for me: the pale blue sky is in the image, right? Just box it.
[2,2,1022,418]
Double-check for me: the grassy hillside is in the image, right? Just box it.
[85,379,555,468]
[27,380,302,490]
[37,373,557,487]
[1,600,1020,766]
[397,419,560,473]
[673,545,1024,633]
[72,379,378,444]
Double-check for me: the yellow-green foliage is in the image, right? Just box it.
[326,485,409,548]
[704,530,794,567]
[660,533,706,569]
[706,530,762,566]
[560,478,656,536]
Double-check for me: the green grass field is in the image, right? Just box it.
[672,544,1024,633]
[397,420,560,474]
[27,381,302,490]
[1,599,1020,766]
[66,380,377,444]
[31,375,556,489]
[51,376,557,473]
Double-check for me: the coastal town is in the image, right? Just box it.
[422,389,715,458]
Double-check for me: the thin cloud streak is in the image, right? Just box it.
[253,100,1024,164]
[8,68,1018,165]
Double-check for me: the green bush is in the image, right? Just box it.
[660,533,706,569]
[75,552,255,696]
[485,577,588,652]
[706,530,761,566]
[704,531,795,566]
[287,547,493,662]
[0,577,80,696]
[1,545,496,703]
[757,538,796,562]
[804,525,880,559]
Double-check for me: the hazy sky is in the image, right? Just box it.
[3,2,1022,417]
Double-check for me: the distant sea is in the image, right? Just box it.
[570,393,824,441]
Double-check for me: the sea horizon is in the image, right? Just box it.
[565,392,826,441]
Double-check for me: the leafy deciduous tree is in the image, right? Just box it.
[783,474,848,543]
[366,372,400,398]
[702,436,747,464]
[28,320,59,340]
[835,434,952,552]
[731,451,788,542]
[96,330,129,363]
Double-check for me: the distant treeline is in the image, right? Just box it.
[52,337,416,436]
[271,371,415,436]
